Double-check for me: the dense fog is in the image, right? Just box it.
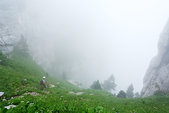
[1,0,169,93]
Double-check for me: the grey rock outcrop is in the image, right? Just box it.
[142,20,169,97]
[0,0,24,53]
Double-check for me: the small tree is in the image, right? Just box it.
[0,50,9,65]
[62,72,67,80]
[134,92,140,98]
[154,90,166,96]
[126,84,134,98]
[90,80,102,90]
[117,90,126,98]
[13,35,29,57]
[102,74,117,92]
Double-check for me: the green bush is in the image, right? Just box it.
[154,90,166,96]
[0,51,9,66]
[117,90,126,98]
[90,80,102,90]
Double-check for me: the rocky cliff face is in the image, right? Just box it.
[0,0,24,53]
[142,20,169,97]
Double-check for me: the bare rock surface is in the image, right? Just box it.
[69,91,84,96]
[23,92,40,96]
[142,20,169,97]
[0,92,4,97]
[5,105,17,109]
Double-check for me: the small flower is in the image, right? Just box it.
[0,92,4,97]
[29,103,34,107]
[20,96,24,98]
[2,99,6,101]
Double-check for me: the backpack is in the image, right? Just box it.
[41,79,45,85]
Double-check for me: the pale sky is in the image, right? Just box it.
[97,0,169,92]
[24,0,169,93]
[98,0,169,93]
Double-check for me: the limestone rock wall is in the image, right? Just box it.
[0,0,24,53]
[142,20,169,97]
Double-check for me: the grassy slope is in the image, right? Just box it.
[0,51,169,113]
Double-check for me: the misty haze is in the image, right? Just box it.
[0,0,169,112]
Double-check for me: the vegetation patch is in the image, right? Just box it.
[0,46,169,113]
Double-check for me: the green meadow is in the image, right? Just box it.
[0,48,169,113]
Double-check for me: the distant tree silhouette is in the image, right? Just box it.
[134,92,140,98]
[90,80,102,90]
[102,74,116,92]
[13,35,29,57]
[126,84,134,98]
[117,90,126,98]
[62,72,67,80]
[154,90,166,96]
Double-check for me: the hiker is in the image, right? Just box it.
[40,76,46,88]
